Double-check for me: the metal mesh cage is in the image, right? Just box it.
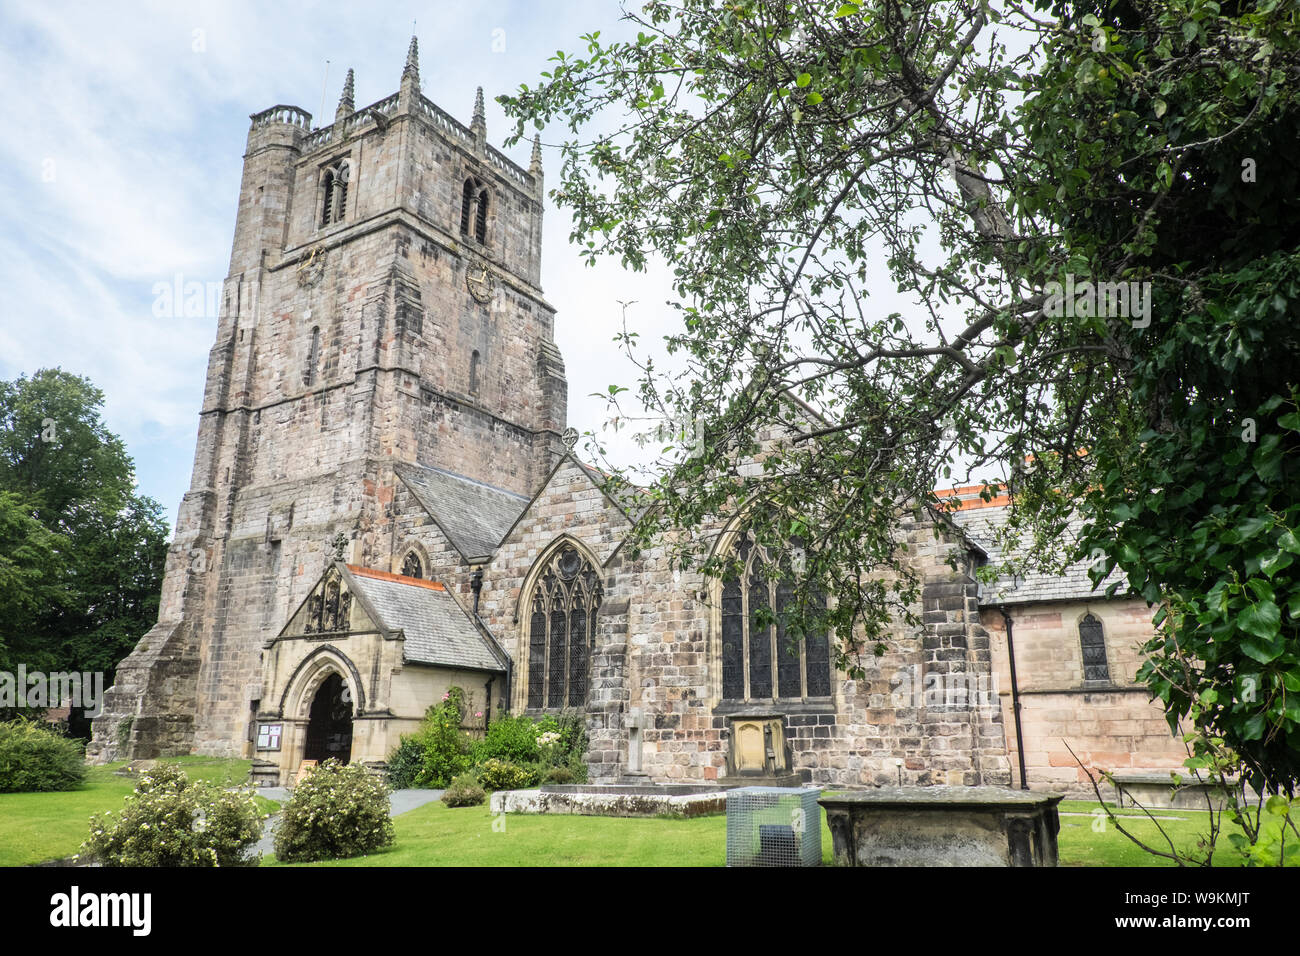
[725,786,822,867]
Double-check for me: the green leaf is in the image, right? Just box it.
[1260,550,1293,578]
[1238,600,1281,640]
[1241,635,1284,664]
[834,2,861,16]
[796,73,812,88]
[1153,99,1167,119]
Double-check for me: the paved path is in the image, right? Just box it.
[252,787,444,859]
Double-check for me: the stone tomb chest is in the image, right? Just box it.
[819,786,1064,867]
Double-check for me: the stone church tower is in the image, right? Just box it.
[91,39,565,760]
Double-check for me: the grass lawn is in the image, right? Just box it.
[5,766,1272,868]
[267,801,838,867]
[270,795,1263,867]
[1056,798,1249,866]
[0,756,268,867]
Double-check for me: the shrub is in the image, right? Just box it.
[414,687,472,787]
[544,765,575,785]
[0,719,87,793]
[384,735,425,790]
[476,758,539,792]
[553,709,589,768]
[81,764,262,866]
[441,772,486,808]
[475,713,542,764]
[273,760,395,863]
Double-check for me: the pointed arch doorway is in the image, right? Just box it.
[302,672,353,764]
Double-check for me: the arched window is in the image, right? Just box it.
[304,327,320,386]
[401,551,424,579]
[720,533,831,702]
[460,177,489,243]
[526,544,601,710]
[320,161,350,227]
[1079,612,1110,682]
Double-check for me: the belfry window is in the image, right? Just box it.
[1079,612,1110,682]
[320,161,350,227]
[526,544,601,710]
[720,533,832,703]
[460,177,489,243]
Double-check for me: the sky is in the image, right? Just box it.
[0,0,677,529]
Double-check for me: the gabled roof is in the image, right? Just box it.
[341,565,506,671]
[395,462,530,562]
[947,503,1129,607]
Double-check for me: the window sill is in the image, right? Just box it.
[712,699,836,717]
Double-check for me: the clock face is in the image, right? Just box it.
[466,259,494,303]
[297,244,327,287]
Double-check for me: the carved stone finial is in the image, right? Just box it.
[561,426,579,450]
[403,35,420,82]
[336,68,355,120]
[471,86,486,151]
[331,532,348,562]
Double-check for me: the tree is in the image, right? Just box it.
[0,370,168,730]
[499,0,1300,791]
[0,491,69,675]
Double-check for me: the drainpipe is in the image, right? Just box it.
[997,605,1029,790]
[470,566,510,712]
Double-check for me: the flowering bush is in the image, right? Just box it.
[440,772,486,808]
[81,764,262,867]
[474,714,542,764]
[476,758,539,792]
[273,759,394,862]
[470,711,588,783]
[0,719,87,793]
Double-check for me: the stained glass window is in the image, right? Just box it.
[719,535,832,702]
[1079,612,1110,682]
[525,546,601,709]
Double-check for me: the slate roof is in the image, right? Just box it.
[947,502,1130,607]
[395,463,530,561]
[343,565,506,671]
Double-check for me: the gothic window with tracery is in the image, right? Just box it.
[1079,612,1110,682]
[720,533,832,703]
[526,544,601,709]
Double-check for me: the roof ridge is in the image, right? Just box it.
[345,564,446,590]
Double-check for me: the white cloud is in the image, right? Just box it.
[0,0,680,525]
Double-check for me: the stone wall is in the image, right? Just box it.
[470,459,1010,789]
[981,599,1185,791]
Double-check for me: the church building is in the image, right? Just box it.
[90,39,1182,793]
